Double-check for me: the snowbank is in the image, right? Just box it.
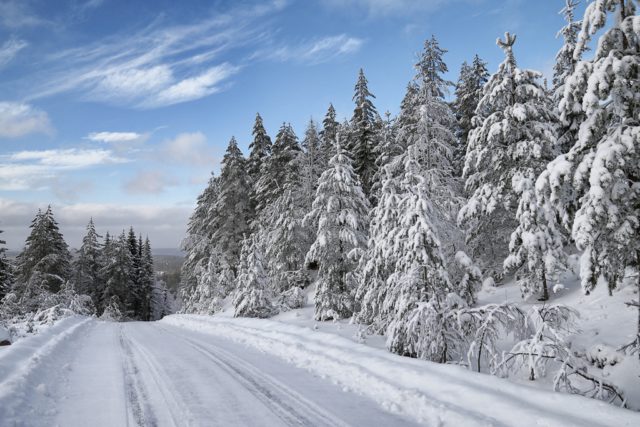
[163,314,640,427]
[0,316,91,408]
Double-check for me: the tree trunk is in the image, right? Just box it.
[539,265,549,302]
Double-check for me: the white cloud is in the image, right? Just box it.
[86,131,148,143]
[124,171,177,194]
[162,132,216,166]
[25,2,284,108]
[260,34,364,64]
[142,64,240,108]
[0,102,52,138]
[0,198,192,249]
[320,0,448,16]
[0,38,28,68]
[0,148,127,190]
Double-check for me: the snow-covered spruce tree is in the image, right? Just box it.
[100,231,133,317]
[138,237,154,320]
[247,113,272,221]
[233,233,276,318]
[554,0,587,153]
[0,229,13,301]
[397,35,466,283]
[504,172,567,301]
[560,0,639,356]
[209,137,252,294]
[354,165,403,330]
[255,123,301,214]
[453,54,489,166]
[349,68,380,198]
[320,103,339,167]
[14,206,72,310]
[179,174,221,313]
[371,111,399,200]
[73,219,103,308]
[301,118,323,208]
[305,137,370,321]
[458,33,556,283]
[383,144,456,361]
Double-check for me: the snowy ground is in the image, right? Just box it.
[1,314,639,426]
[0,317,417,426]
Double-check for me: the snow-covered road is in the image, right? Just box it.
[0,318,416,426]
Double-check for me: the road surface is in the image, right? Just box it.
[2,320,417,426]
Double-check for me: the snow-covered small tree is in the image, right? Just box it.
[458,32,557,283]
[73,219,103,307]
[305,138,370,321]
[233,233,276,318]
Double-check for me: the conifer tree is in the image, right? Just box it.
[139,237,154,320]
[233,233,275,318]
[210,137,251,292]
[15,206,71,298]
[384,145,454,360]
[453,55,489,162]
[179,174,221,313]
[546,0,639,355]
[248,113,272,221]
[458,33,556,283]
[0,229,13,301]
[320,103,339,167]
[349,68,380,197]
[305,137,370,320]
[255,123,301,213]
[73,218,103,306]
[101,231,133,316]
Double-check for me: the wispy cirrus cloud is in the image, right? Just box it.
[23,1,285,109]
[0,0,47,29]
[0,148,127,190]
[319,0,449,17]
[0,38,28,68]
[85,131,149,144]
[0,102,52,138]
[255,34,364,65]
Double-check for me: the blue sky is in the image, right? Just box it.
[0,0,585,249]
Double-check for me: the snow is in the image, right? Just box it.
[163,312,640,426]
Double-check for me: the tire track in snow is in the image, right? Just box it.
[157,325,351,427]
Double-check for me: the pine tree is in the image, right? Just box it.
[384,144,455,360]
[210,137,252,293]
[349,68,380,197]
[458,33,557,283]
[15,206,72,300]
[248,113,272,221]
[179,174,221,313]
[320,103,339,167]
[73,218,103,307]
[453,55,489,164]
[233,233,275,318]
[0,229,13,301]
[371,111,399,199]
[550,0,639,355]
[100,231,133,317]
[255,123,301,213]
[554,0,586,153]
[305,137,370,321]
[301,118,323,208]
[139,237,154,320]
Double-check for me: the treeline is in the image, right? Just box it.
[0,206,173,322]
[179,0,639,407]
